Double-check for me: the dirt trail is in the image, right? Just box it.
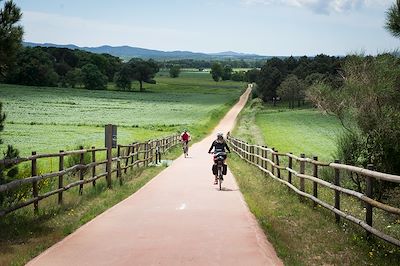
[27,86,283,266]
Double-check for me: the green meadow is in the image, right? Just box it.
[256,108,343,161]
[0,72,245,156]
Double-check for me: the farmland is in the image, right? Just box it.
[255,108,343,161]
[0,72,245,156]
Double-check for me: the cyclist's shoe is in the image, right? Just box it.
[214,179,218,185]
[220,177,224,181]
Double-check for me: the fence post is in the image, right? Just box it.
[366,164,374,238]
[145,143,149,167]
[32,151,38,214]
[312,156,318,207]
[245,142,249,161]
[263,146,267,171]
[334,159,341,223]
[271,148,275,176]
[105,126,113,189]
[275,151,281,179]
[124,145,131,174]
[132,142,137,169]
[256,146,260,166]
[158,142,162,163]
[288,153,293,185]
[155,142,159,164]
[91,147,96,187]
[299,154,305,202]
[79,146,84,195]
[117,145,122,185]
[58,150,64,205]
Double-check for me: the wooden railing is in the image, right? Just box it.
[0,134,180,217]
[227,135,400,247]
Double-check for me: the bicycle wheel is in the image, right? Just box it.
[218,168,222,191]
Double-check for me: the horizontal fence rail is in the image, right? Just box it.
[0,134,180,217]
[227,135,400,247]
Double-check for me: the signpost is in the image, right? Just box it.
[105,124,117,188]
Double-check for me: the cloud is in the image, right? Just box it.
[241,0,391,14]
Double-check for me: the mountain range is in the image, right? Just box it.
[23,42,269,61]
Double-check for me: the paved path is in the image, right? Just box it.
[28,86,282,266]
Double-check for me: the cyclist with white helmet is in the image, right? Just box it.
[208,132,231,185]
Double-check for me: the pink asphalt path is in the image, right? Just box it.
[27,87,282,266]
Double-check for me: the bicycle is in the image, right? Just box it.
[213,151,226,191]
[182,141,189,158]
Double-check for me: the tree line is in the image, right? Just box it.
[253,54,343,108]
[1,46,161,91]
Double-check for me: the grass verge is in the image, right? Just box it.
[230,100,400,265]
[230,153,400,265]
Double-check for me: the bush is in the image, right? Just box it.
[65,146,92,175]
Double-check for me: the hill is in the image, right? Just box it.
[23,42,270,61]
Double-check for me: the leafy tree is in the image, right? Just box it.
[245,68,260,83]
[0,0,23,79]
[231,71,245,81]
[221,65,233,80]
[0,103,20,206]
[114,64,132,90]
[7,47,59,86]
[256,64,283,102]
[307,54,400,195]
[385,0,400,38]
[277,74,306,108]
[210,62,223,82]
[81,63,107,90]
[169,65,181,78]
[128,58,159,92]
[65,68,82,88]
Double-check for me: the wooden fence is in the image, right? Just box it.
[227,135,400,247]
[0,134,180,217]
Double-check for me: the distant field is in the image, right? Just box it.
[0,72,244,155]
[256,109,343,161]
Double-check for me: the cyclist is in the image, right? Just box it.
[208,132,231,185]
[180,129,191,157]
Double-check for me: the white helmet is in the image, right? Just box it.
[217,132,223,138]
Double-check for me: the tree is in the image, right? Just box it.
[256,64,283,102]
[169,65,181,78]
[81,63,107,90]
[114,64,132,90]
[245,68,260,83]
[65,68,82,88]
[128,58,159,92]
[221,65,233,80]
[0,102,20,205]
[385,0,400,38]
[307,54,400,187]
[7,47,59,86]
[210,62,223,82]
[231,71,245,81]
[277,74,306,109]
[0,0,23,79]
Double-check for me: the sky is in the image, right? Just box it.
[11,0,400,56]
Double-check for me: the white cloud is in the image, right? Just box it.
[241,0,392,14]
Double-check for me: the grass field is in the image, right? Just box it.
[256,107,343,161]
[231,100,400,265]
[0,72,245,156]
[0,72,245,265]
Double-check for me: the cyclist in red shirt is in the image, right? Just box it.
[180,130,191,157]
